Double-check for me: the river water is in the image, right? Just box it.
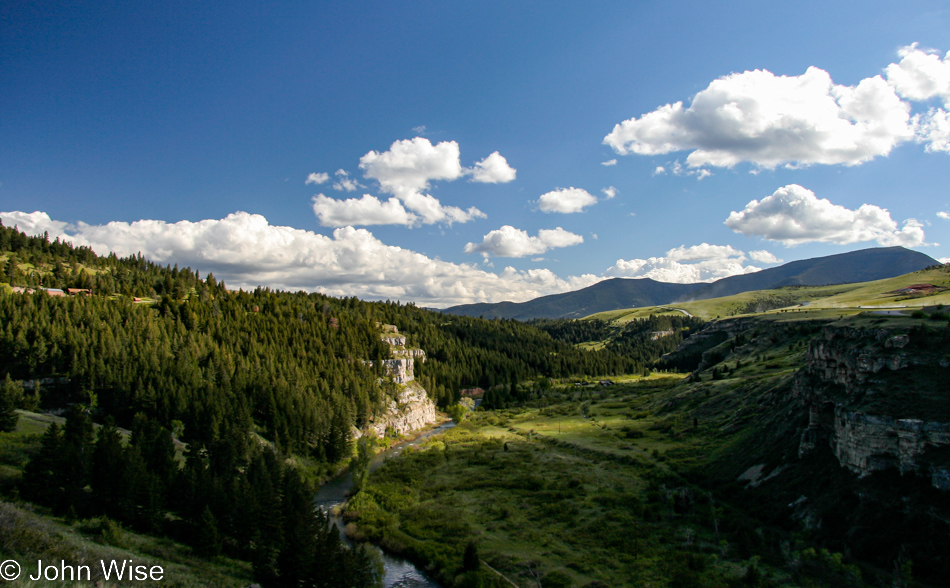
[314,421,455,588]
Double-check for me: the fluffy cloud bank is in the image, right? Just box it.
[538,187,598,213]
[605,44,950,169]
[464,226,584,258]
[311,194,416,227]
[604,67,912,168]
[0,210,597,307]
[605,243,771,283]
[724,184,925,247]
[313,137,515,227]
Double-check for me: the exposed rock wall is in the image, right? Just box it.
[380,358,414,385]
[364,381,437,438]
[796,325,950,490]
[382,335,407,346]
[360,326,438,438]
[393,348,426,361]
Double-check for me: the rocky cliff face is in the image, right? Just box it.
[379,358,414,385]
[363,381,438,438]
[795,325,950,490]
[361,325,438,437]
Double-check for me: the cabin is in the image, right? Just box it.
[66,288,91,296]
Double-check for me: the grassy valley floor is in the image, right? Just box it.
[345,375,828,588]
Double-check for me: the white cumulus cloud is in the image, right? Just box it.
[464,226,584,258]
[353,137,511,225]
[724,184,926,247]
[538,187,598,214]
[918,108,950,152]
[885,43,950,105]
[601,159,617,166]
[938,211,950,220]
[311,194,417,227]
[333,178,361,192]
[0,210,601,307]
[400,192,486,225]
[306,172,330,185]
[360,137,464,198]
[330,169,363,192]
[468,151,517,183]
[604,65,914,169]
[605,243,762,283]
[749,250,782,264]
[601,186,618,199]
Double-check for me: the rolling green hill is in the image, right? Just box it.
[587,264,950,323]
[443,247,939,320]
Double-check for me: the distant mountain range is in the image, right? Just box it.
[443,247,940,320]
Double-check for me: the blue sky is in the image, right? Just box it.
[2,1,949,306]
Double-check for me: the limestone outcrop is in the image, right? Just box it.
[795,325,950,490]
[380,358,415,385]
[361,325,438,437]
[364,381,438,438]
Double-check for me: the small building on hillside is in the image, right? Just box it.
[42,288,66,297]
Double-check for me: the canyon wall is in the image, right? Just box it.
[795,325,950,490]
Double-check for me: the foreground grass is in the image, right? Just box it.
[0,500,253,587]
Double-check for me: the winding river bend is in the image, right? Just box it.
[314,421,455,588]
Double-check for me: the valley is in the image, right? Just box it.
[347,307,950,587]
[1,222,949,587]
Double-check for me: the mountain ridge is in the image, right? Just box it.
[443,246,940,320]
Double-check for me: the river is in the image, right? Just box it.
[314,421,456,588]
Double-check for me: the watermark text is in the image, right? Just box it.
[0,559,164,582]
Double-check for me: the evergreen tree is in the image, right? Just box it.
[91,416,126,518]
[20,422,63,505]
[59,405,95,514]
[0,374,21,432]
[351,434,373,492]
[195,505,222,557]
[463,540,481,572]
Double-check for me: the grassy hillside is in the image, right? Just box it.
[803,265,950,309]
[585,265,950,325]
[586,284,863,323]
